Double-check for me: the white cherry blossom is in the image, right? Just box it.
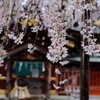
[0,58,4,67]
[59,79,68,85]
[55,68,61,75]
[53,84,60,89]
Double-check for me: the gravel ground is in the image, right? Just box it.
[0,94,100,100]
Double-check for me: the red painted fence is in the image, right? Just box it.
[56,68,100,95]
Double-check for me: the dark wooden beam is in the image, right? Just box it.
[66,33,79,42]
[36,45,47,55]
[1,44,47,60]
[2,44,28,59]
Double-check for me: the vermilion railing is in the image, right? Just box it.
[56,68,100,95]
[89,71,100,95]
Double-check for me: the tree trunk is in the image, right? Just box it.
[80,47,90,100]
[6,57,12,100]
[45,62,51,100]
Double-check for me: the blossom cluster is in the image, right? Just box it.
[0,0,100,67]
[64,0,100,57]
[41,0,69,66]
[29,0,70,66]
[80,20,100,56]
[26,0,100,65]
[7,32,24,45]
[27,43,36,54]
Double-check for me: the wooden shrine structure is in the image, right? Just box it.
[0,25,100,100]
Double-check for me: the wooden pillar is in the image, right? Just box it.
[5,57,12,100]
[45,61,51,100]
[80,47,90,100]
